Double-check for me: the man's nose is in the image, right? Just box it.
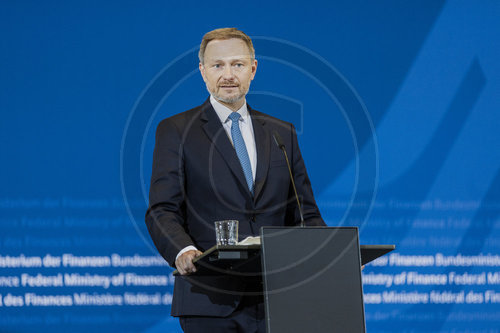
[222,65,234,79]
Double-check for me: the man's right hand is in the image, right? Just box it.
[175,250,203,275]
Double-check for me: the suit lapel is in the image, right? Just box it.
[200,100,253,197]
[250,108,271,201]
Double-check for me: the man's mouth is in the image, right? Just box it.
[219,82,238,89]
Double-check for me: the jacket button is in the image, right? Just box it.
[251,214,256,222]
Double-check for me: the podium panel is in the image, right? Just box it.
[261,227,365,333]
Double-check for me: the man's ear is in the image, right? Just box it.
[250,59,258,80]
[199,62,206,82]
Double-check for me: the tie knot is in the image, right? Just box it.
[228,112,241,123]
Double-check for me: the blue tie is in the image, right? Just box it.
[228,112,254,194]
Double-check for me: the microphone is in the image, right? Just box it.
[272,131,305,227]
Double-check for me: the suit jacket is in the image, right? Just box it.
[145,98,325,317]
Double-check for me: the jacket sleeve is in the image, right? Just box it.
[145,119,195,266]
[288,123,326,226]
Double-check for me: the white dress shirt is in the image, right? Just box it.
[210,95,257,181]
[175,96,257,263]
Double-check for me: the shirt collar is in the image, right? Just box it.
[210,95,249,124]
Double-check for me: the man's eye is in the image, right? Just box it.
[235,63,243,67]
[214,64,221,68]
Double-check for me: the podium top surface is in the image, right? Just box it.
[173,243,395,276]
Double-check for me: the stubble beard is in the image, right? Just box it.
[207,83,249,105]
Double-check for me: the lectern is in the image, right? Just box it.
[175,227,395,332]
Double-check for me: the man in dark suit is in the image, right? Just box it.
[145,27,325,332]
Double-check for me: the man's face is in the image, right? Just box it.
[199,38,257,110]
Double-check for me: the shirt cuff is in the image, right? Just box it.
[175,245,199,265]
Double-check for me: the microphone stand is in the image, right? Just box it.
[272,131,305,227]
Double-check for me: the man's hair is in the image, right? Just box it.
[199,27,255,64]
